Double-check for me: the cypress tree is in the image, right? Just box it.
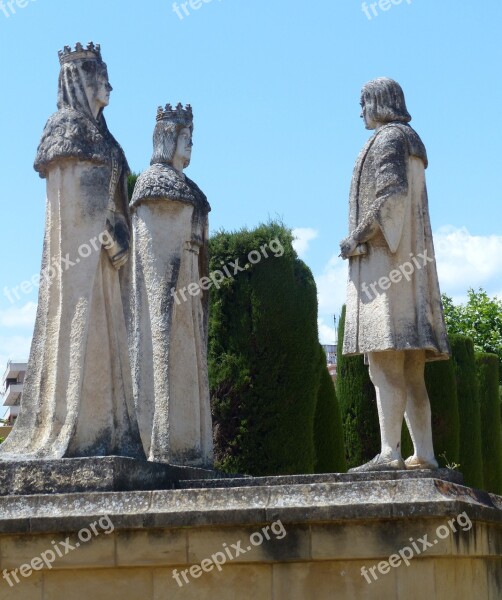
[209,222,320,475]
[475,353,502,494]
[127,172,139,201]
[450,334,484,489]
[424,357,460,467]
[401,355,460,468]
[336,305,379,469]
[314,347,347,473]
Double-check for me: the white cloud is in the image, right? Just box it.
[292,228,318,258]
[315,254,348,314]
[315,254,348,343]
[314,225,502,343]
[0,304,35,411]
[0,302,37,328]
[318,317,338,344]
[0,334,32,399]
[433,226,502,298]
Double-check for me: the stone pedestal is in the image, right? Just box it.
[0,457,224,496]
[0,470,500,599]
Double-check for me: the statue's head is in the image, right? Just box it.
[57,43,112,120]
[151,103,194,170]
[360,78,411,130]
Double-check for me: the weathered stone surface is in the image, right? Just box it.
[0,473,499,535]
[0,474,500,599]
[43,568,154,600]
[175,468,463,489]
[0,43,144,462]
[116,528,187,566]
[0,457,223,497]
[153,565,273,600]
[340,77,451,473]
[127,104,213,467]
[340,77,449,360]
[187,524,310,564]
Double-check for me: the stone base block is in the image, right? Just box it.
[0,470,500,599]
[0,456,223,496]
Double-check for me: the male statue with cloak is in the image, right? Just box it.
[128,104,213,467]
[340,78,450,472]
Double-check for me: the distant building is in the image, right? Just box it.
[2,360,28,427]
[322,344,337,382]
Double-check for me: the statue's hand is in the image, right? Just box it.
[110,248,129,270]
[339,236,358,260]
[104,210,130,270]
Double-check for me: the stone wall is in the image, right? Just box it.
[0,471,500,599]
[0,518,501,599]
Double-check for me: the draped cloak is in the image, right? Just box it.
[343,123,450,361]
[0,90,145,460]
[128,163,213,466]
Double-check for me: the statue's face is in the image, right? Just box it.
[94,65,112,109]
[174,127,193,168]
[360,94,377,130]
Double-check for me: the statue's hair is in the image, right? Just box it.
[361,78,411,124]
[151,121,192,166]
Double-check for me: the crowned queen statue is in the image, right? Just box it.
[0,43,145,460]
[128,104,213,467]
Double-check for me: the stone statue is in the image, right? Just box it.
[128,104,213,467]
[0,43,145,460]
[340,78,450,472]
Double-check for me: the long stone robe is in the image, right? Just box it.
[343,123,450,361]
[0,107,145,460]
[128,163,213,466]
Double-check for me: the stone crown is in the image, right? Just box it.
[58,42,102,65]
[156,103,193,127]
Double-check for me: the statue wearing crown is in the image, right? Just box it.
[0,43,145,460]
[128,104,213,466]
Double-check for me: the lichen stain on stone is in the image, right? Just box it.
[81,166,109,217]
[261,524,304,562]
[434,480,461,497]
[488,559,502,596]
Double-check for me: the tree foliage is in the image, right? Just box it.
[442,289,502,383]
[401,350,460,468]
[449,334,484,489]
[424,357,460,467]
[314,347,347,473]
[336,305,379,469]
[475,353,502,495]
[208,222,323,475]
[127,172,139,201]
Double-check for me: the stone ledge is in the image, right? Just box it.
[176,468,463,489]
[0,475,500,536]
[0,458,463,498]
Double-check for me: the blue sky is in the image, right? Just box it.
[0,0,501,396]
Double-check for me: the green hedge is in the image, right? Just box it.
[425,357,460,467]
[450,334,484,489]
[127,172,139,200]
[401,354,460,468]
[209,222,320,476]
[336,305,379,469]
[314,347,347,473]
[475,353,502,494]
